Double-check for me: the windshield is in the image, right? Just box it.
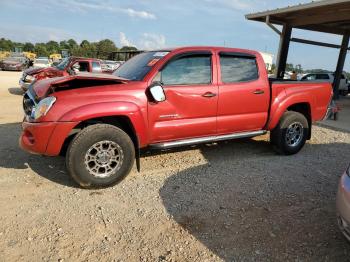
[113,51,169,80]
[55,57,70,70]
[5,57,22,62]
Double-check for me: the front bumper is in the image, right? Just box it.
[336,171,350,241]
[19,120,78,156]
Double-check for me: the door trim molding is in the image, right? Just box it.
[149,130,266,149]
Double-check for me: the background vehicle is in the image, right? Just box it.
[49,53,62,63]
[23,52,36,61]
[101,60,122,72]
[337,164,350,242]
[0,55,28,71]
[20,46,332,188]
[33,57,51,68]
[301,72,349,96]
[19,57,105,91]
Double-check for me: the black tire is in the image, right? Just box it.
[270,111,309,155]
[66,124,135,188]
[340,90,348,96]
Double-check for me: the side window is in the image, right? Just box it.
[72,61,89,72]
[219,55,258,83]
[316,74,329,80]
[304,74,316,80]
[92,61,101,73]
[160,55,211,85]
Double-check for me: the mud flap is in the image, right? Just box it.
[135,135,141,172]
[136,148,141,172]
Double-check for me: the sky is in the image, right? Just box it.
[0,0,348,71]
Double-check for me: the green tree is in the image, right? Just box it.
[80,40,90,48]
[23,42,34,52]
[67,39,78,49]
[46,41,60,54]
[34,43,49,57]
[0,38,14,51]
[59,40,69,49]
[120,46,137,51]
[96,39,118,59]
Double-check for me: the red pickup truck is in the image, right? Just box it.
[19,56,106,91]
[20,46,332,188]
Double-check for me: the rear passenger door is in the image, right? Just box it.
[217,52,270,134]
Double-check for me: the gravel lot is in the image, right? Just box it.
[0,71,349,261]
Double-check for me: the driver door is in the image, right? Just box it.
[148,52,218,143]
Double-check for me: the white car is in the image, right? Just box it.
[101,60,122,72]
[33,57,51,68]
[301,73,348,95]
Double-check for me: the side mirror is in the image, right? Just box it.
[149,84,166,102]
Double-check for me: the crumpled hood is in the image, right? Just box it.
[24,66,58,76]
[32,72,129,98]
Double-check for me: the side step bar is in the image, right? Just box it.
[149,130,267,149]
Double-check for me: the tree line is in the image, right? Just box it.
[0,38,138,60]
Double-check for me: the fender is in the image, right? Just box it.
[59,101,148,147]
[267,91,314,130]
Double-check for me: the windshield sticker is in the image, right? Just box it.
[148,59,160,67]
[153,52,169,57]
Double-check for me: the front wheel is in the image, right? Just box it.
[270,111,309,155]
[66,124,135,188]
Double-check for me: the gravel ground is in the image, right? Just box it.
[0,71,349,261]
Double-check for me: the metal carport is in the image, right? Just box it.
[246,0,350,99]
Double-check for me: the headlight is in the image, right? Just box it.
[31,96,56,120]
[26,75,35,82]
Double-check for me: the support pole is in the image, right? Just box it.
[276,24,292,79]
[333,34,349,100]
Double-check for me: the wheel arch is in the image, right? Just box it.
[268,94,313,134]
[60,115,142,171]
[286,102,312,139]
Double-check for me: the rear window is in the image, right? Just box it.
[220,55,258,83]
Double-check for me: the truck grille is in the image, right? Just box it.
[23,92,34,117]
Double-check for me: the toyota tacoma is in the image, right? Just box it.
[20,46,333,188]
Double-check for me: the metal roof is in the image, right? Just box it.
[246,0,350,35]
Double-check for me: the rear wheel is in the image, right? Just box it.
[270,111,309,155]
[66,124,135,188]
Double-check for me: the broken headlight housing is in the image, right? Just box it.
[26,75,35,82]
[31,96,56,120]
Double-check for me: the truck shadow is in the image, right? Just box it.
[8,87,24,96]
[1,122,350,260]
[0,122,77,188]
[159,139,350,260]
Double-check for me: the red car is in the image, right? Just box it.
[19,57,107,91]
[20,46,333,188]
[0,56,28,71]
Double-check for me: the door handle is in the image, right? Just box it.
[202,92,217,98]
[253,89,265,95]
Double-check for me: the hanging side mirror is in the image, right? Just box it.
[149,83,166,102]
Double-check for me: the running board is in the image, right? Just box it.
[149,130,267,149]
